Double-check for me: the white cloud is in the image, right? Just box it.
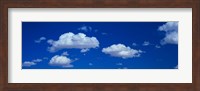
[22,61,36,67]
[78,25,92,32]
[102,44,143,59]
[35,37,46,43]
[22,58,43,67]
[32,59,42,62]
[49,55,73,68]
[142,41,150,46]
[78,25,99,33]
[80,48,90,53]
[48,32,99,52]
[158,22,178,45]
[47,39,54,45]
[62,51,69,56]
[155,45,161,48]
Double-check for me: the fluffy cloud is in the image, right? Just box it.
[49,55,73,67]
[158,22,178,45]
[142,41,150,46]
[102,44,143,59]
[47,39,54,45]
[48,32,99,52]
[35,37,46,43]
[22,61,36,67]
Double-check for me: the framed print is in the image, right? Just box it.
[0,0,200,91]
[9,8,192,83]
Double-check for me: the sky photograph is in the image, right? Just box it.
[22,22,178,69]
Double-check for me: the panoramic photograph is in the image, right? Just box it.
[22,22,178,69]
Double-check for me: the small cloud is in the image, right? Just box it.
[94,29,98,32]
[35,37,46,43]
[63,64,74,68]
[132,43,137,46]
[47,32,99,52]
[142,41,150,46]
[43,57,48,60]
[116,63,123,65]
[158,22,178,45]
[101,32,107,35]
[62,51,69,56]
[74,58,79,61]
[78,25,92,32]
[49,55,73,68]
[102,44,143,59]
[80,49,90,53]
[89,63,93,66]
[23,58,43,67]
[22,61,36,67]
[155,45,161,48]
[32,59,42,62]
[78,25,99,33]
[88,26,92,30]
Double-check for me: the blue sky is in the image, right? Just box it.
[22,22,178,69]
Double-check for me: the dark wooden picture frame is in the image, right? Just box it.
[0,0,199,91]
